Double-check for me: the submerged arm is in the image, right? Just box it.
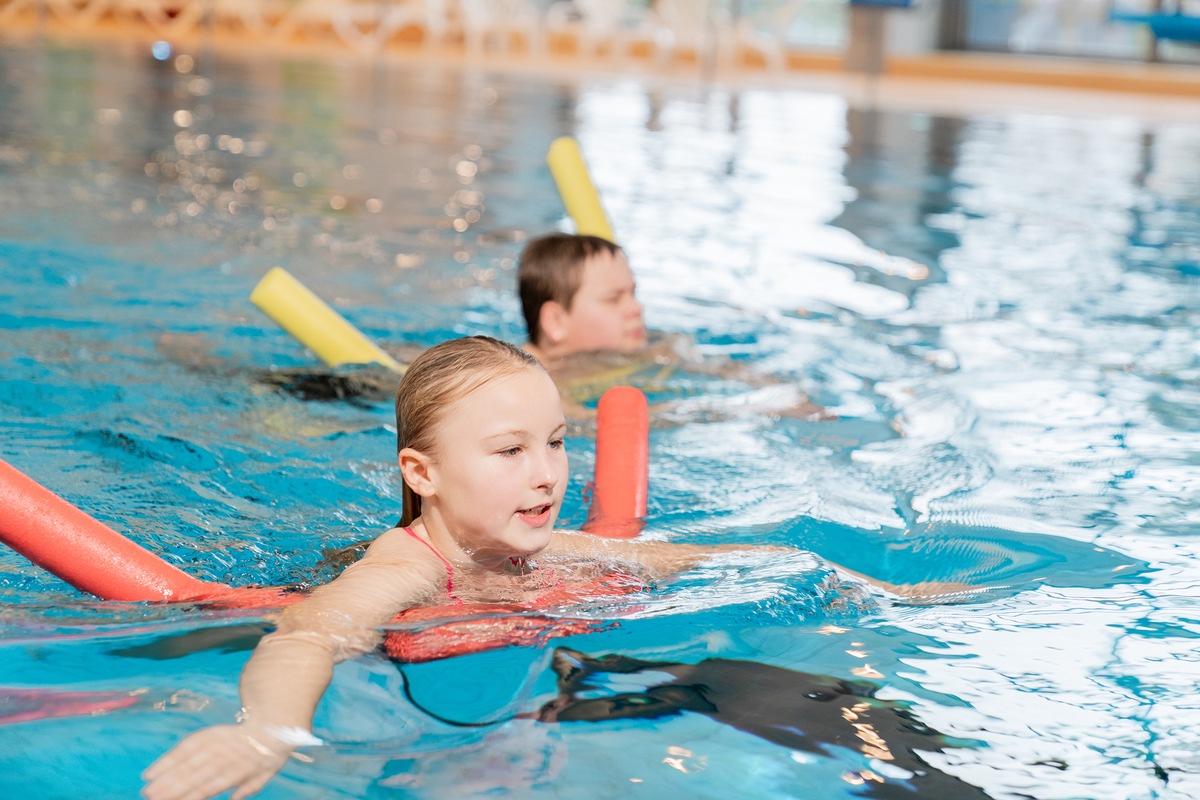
[549,533,975,602]
[546,532,788,582]
[142,530,443,800]
[831,563,980,604]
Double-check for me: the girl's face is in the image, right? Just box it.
[423,366,568,563]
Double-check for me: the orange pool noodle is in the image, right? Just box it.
[582,386,648,538]
[0,458,223,603]
[0,458,634,661]
[0,398,651,657]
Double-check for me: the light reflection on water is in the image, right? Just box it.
[1,35,1199,800]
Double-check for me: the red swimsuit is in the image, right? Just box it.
[384,526,643,663]
[401,526,464,605]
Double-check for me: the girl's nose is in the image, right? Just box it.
[532,449,562,490]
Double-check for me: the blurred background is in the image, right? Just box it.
[1,0,1198,80]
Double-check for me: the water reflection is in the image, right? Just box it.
[0,35,1199,800]
[530,647,992,799]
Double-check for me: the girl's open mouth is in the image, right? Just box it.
[517,504,553,525]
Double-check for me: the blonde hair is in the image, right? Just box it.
[395,336,542,526]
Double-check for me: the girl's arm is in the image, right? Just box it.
[546,531,787,581]
[142,530,444,800]
[547,533,974,602]
[831,563,979,603]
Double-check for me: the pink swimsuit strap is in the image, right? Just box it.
[402,527,464,605]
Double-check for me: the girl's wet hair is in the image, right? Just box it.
[394,335,543,526]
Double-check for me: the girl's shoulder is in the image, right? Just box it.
[339,526,448,582]
[369,525,414,549]
[278,528,450,635]
[362,526,432,556]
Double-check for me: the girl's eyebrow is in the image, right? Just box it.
[483,428,529,442]
[483,422,567,442]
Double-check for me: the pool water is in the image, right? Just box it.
[1,35,1199,800]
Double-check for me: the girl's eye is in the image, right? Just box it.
[500,446,522,457]
[549,438,565,450]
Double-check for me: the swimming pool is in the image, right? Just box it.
[1,34,1198,799]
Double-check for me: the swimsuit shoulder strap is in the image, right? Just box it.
[402,526,462,603]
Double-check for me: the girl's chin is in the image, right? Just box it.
[516,527,556,554]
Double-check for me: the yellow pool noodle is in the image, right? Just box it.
[249,267,405,373]
[546,136,615,242]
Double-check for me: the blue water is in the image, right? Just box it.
[1,35,1199,800]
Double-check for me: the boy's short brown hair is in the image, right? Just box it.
[518,233,624,347]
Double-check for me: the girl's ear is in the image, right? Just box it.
[539,300,569,345]
[398,448,436,497]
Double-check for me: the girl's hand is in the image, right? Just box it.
[142,722,303,800]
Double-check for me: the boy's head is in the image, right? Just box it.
[518,233,646,362]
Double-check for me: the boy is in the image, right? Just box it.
[517,232,830,423]
[518,233,647,365]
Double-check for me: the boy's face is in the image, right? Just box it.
[554,250,646,356]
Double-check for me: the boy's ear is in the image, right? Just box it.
[398,448,436,497]
[539,301,569,345]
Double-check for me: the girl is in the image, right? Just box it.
[142,335,782,800]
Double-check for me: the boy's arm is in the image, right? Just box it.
[142,530,443,800]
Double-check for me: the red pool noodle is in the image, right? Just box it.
[0,389,649,655]
[0,459,289,607]
[0,458,222,603]
[0,687,143,725]
[582,386,648,538]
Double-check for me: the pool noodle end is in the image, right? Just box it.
[0,459,219,602]
[546,136,615,242]
[582,386,648,539]
[250,267,405,373]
